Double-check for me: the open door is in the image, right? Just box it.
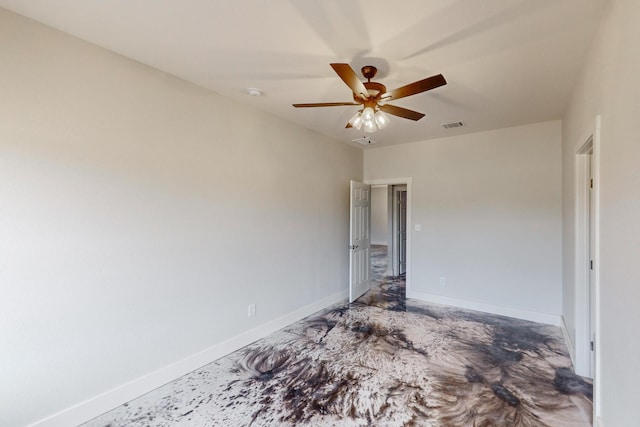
[349,180,371,303]
[588,153,596,376]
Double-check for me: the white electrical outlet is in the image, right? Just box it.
[248,304,256,317]
[439,277,446,286]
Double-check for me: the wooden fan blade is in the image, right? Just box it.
[345,122,353,128]
[381,74,446,101]
[330,63,369,100]
[379,104,425,121]
[293,102,359,107]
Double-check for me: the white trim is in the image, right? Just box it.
[596,416,604,427]
[574,135,593,377]
[409,291,562,326]
[592,115,602,421]
[364,178,412,295]
[571,116,602,424]
[560,316,576,367]
[28,290,348,427]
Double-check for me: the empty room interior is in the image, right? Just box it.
[1,1,639,426]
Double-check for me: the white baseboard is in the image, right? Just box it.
[408,291,562,326]
[559,316,576,366]
[28,290,348,427]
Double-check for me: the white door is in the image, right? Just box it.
[349,180,371,303]
[588,154,596,375]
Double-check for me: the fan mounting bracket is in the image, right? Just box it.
[361,65,378,81]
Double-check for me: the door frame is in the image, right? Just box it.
[365,177,412,296]
[573,116,601,420]
[391,185,407,276]
[574,137,593,376]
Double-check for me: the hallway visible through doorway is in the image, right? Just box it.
[353,244,406,310]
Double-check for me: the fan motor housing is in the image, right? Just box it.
[353,81,387,102]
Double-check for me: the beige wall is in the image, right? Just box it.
[364,121,563,317]
[0,9,362,427]
[562,0,640,424]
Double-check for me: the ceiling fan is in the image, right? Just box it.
[293,63,446,132]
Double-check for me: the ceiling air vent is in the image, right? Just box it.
[352,136,377,146]
[442,121,465,129]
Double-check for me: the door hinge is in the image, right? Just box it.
[590,178,593,189]
[590,340,594,351]
[590,260,593,270]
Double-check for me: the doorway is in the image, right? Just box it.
[575,137,597,379]
[574,117,601,421]
[574,117,604,427]
[366,178,412,296]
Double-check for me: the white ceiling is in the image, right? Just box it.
[0,0,607,148]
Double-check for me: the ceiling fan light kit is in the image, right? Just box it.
[293,63,446,134]
[349,107,390,132]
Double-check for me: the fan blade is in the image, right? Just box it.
[345,122,353,128]
[293,102,359,108]
[381,74,446,101]
[330,63,369,100]
[379,104,425,121]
